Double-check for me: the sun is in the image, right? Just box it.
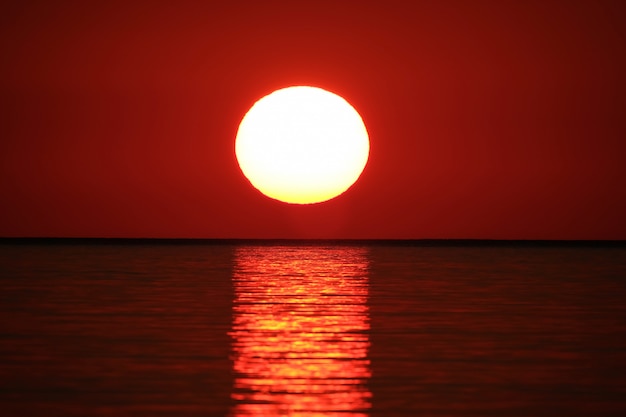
[235,86,370,204]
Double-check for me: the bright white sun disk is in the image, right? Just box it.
[235,86,369,204]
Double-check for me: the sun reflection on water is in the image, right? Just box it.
[229,246,371,417]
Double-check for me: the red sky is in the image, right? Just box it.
[1,0,625,239]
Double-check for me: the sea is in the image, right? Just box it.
[1,241,625,416]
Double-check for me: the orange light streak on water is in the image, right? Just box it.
[229,246,371,417]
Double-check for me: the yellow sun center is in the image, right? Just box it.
[235,86,370,204]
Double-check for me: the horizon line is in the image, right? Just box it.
[1,237,624,247]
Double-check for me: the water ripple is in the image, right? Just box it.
[229,246,371,417]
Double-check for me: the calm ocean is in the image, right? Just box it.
[1,242,625,416]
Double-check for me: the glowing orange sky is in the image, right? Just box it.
[0,0,625,239]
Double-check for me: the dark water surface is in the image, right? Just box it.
[1,243,625,416]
